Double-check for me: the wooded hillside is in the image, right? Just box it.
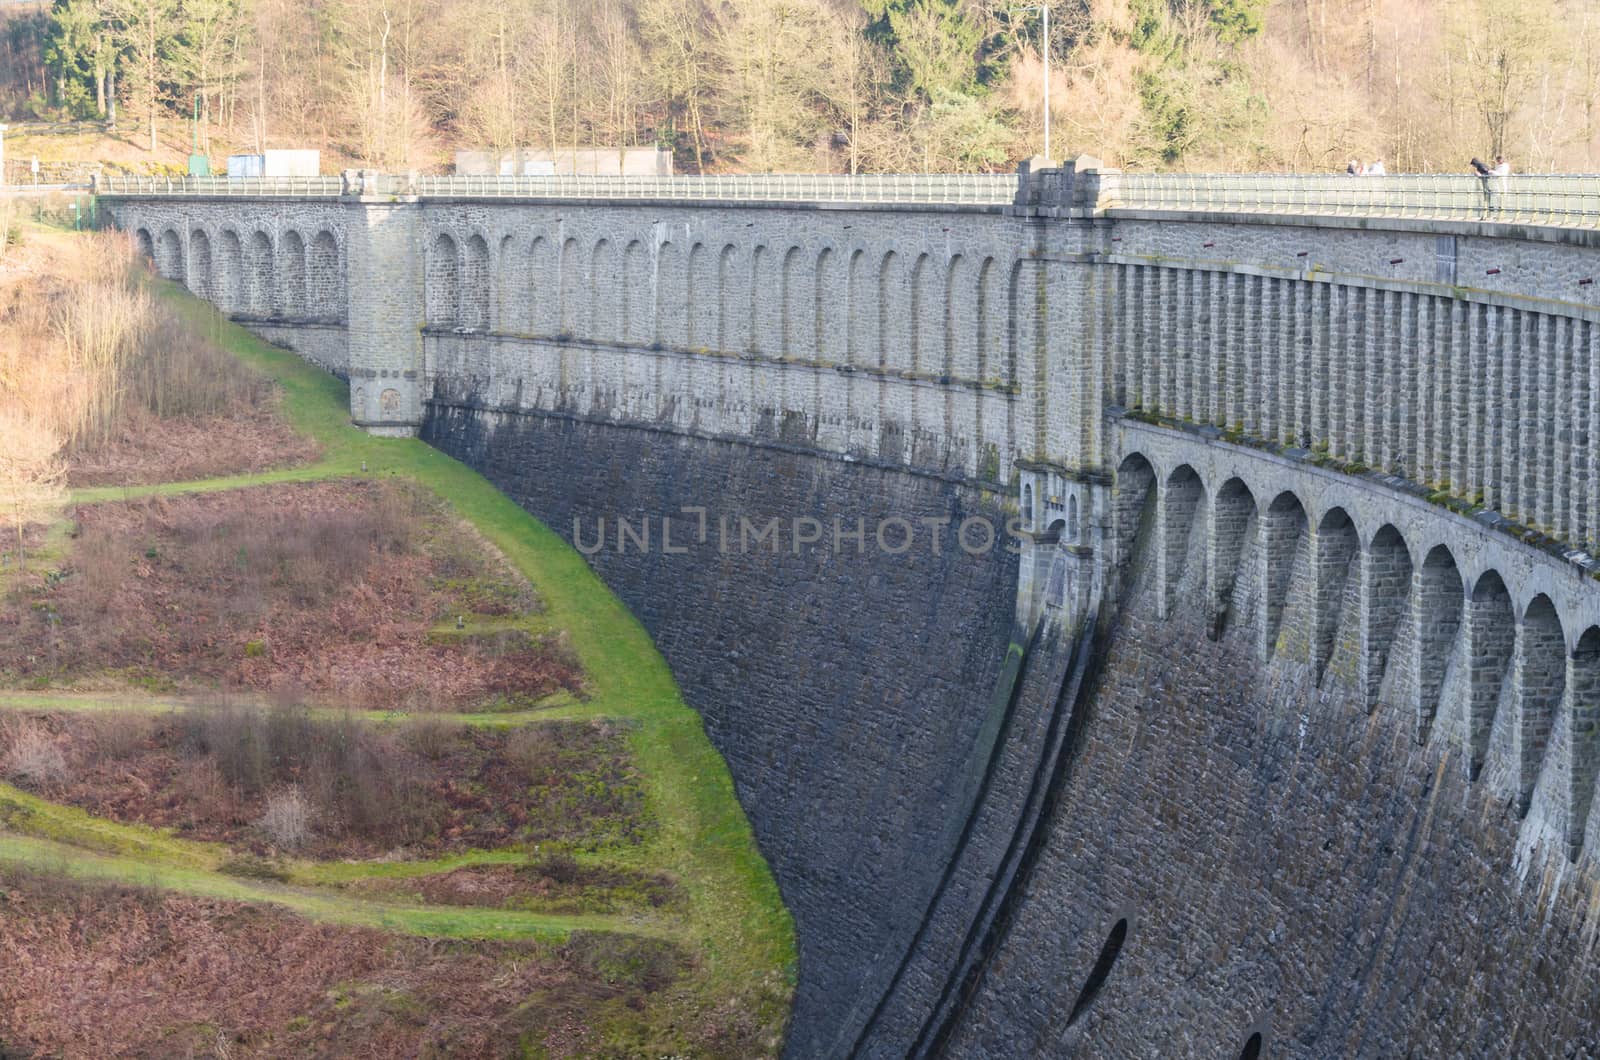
[2,0,1597,174]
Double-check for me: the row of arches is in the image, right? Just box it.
[423,229,1020,385]
[1100,262,1600,556]
[1111,439,1600,860]
[135,224,344,321]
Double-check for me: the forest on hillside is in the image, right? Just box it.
[2,0,1599,175]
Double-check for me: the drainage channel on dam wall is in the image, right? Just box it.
[421,393,1030,1056]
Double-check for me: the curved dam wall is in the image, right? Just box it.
[421,394,1028,1055]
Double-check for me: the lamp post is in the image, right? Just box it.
[1015,5,1051,162]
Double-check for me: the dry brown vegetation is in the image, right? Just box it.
[0,709,645,860]
[0,479,585,710]
[0,228,318,509]
[0,867,690,1059]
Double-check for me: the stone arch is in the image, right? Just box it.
[1113,452,1157,594]
[977,257,1000,382]
[246,230,274,316]
[529,235,556,334]
[156,229,184,283]
[460,234,490,332]
[1260,491,1309,660]
[624,240,650,344]
[1161,464,1206,617]
[426,231,460,327]
[1415,543,1465,741]
[909,253,935,374]
[1364,524,1414,708]
[559,237,582,335]
[308,231,339,319]
[186,229,212,300]
[1005,260,1024,387]
[1313,507,1359,681]
[749,245,773,353]
[1022,482,1035,530]
[656,240,686,347]
[946,254,970,379]
[1568,626,1600,858]
[1068,493,1080,541]
[134,228,155,262]
[217,229,243,313]
[847,249,871,367]
[1210,477,1257,637]
[496,234,519,331]
[1517,594,1566,814]
[716,244,740,352]
[279,231,307,317]
[687,242,712,347]
[1466,569,1515,779]
[591,238,618,342]
[878,250,905,371]
[781,246,807,356]
[815,247,837,362]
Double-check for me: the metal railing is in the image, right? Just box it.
[1106,173,1600,228]
[410,172,1017,204]
[96,174,346,198]
[94,171,1016,205]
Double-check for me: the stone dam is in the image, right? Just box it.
[100,164,1600,1057]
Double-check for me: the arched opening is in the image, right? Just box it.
[624,240,650,343]
[186,229,212,301]
[246,230,274,316]
[308,231,339,319]
[1515,594,1566,814]
[781,246,806,356]
[134,228,154,262]
[1112,453,1156,594]
[559,236,581,336]
[944,254,967,378]
[1210,477,1257,637]
[1161,465,1205,617]
[156,229,184,283]
[878,250,902,371]
[461,234,490,332]
[687,242,710,347]
[847,249,870,366]
[1261,491,1308,659]
[279,231,307,317]
[1022,483,1034,529]
[715,244,738,352]
[1567,626,1600,859]
[909,253,933,373]
[655,240,685,348]
[1364,525,1413,708]
[496,234,519,331]
[1415,544,1465,741]
[529,235,556,335]
[1313,507,1359,681]
[426,232,459,328]
[1067,493,1080,542]
[814,247,836,362]
[590,238,617,342]
[1466,570,1514,779]
[976,256,999,383]
[1239,1031,1263,1060]
[1066,918,1128,1028]
[217,229,243,313]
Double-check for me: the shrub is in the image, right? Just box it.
[258,786,313,849]
[1,722,68,789]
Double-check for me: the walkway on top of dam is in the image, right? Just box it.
[94,170,1600,231]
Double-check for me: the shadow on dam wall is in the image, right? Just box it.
[421,397,1028,1056]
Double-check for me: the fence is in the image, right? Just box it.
[1104,172,1600,229]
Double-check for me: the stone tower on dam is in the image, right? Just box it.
[102,164,1600,1056]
